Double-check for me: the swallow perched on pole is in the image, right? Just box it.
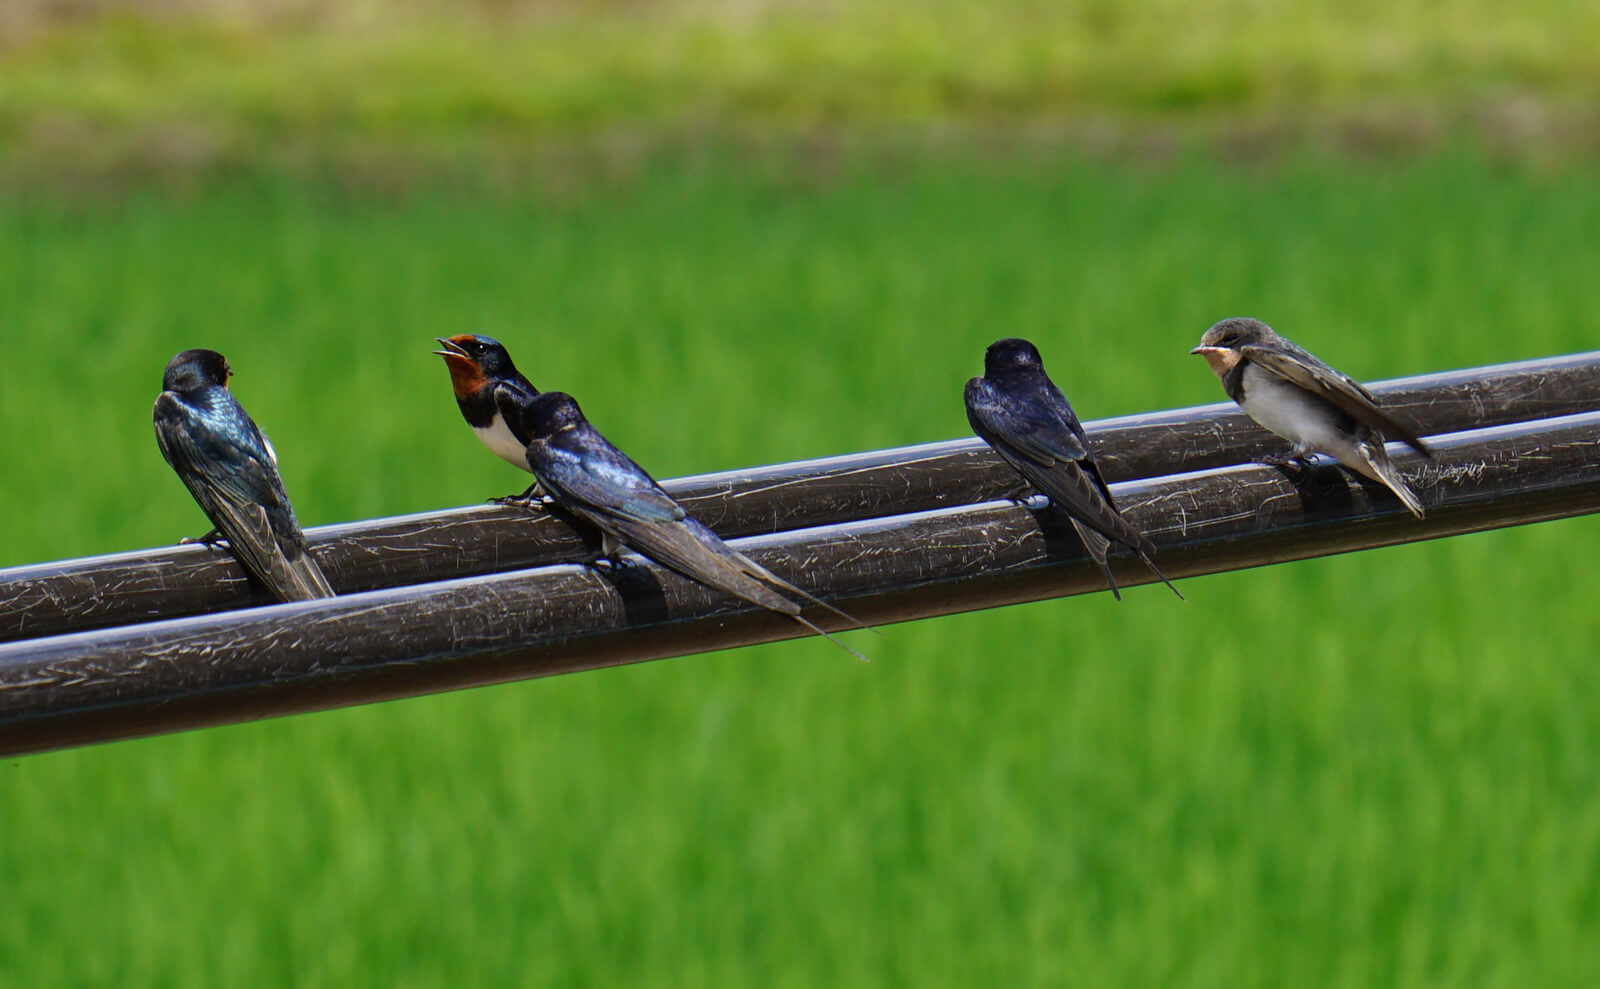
[1191,317,1434,518]
[433,334,543,503]
[517,390,874,659]
[965,337,1182,601]
[153,349,335,602]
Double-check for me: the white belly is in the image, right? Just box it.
[1240,364,1349,454]
[473,414,533,472]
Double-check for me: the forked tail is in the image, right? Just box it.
[738,552,880,660]
[789,612,872,662]
[1070,521,1122,602]
[1136,550,1186,602]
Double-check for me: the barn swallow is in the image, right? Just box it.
[517,390,874,659]
[1191,317,1434,518]
[966,338,1182,601]
[433,334,543,503]
[153,349,335,602]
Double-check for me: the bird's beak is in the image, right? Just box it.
[1191,344,1241,375]
[433,337,469,360]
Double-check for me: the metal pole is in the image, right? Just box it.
[2,410,1597,757]
[3,350,1598,642]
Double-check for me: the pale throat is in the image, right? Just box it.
[1201,349,1242,376]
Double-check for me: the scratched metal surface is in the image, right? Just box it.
[2,409,1597,757]
[1,349,1597,642]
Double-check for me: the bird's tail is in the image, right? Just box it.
[1354,442,1427,519]
[737,554,878,635]
[1070,521,1122,602]
[1134,550,1185,602]
[732,552,879,661]
[788,612,872,663]
[277,547,337,601]
[633,517,874,659]
[1072,520,1184,602]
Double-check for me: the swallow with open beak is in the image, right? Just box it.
[433,334,543,503]
[153,348,335,602]
[965,337,1182,601]
[1191,317,1434,518]
[517,390,874,659]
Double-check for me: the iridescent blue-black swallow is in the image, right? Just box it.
[153,349,334,602]
[966,337,1182,601]
[517,390,874,659]
[433,334,543,503]
[1191,317,1433,518]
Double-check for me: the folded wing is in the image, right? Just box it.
[1242,343,1432,457]
[965,377,1155,556]
[154,394,333,602]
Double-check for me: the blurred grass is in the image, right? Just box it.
[3,0,1599,170]
[4,149,1600,984]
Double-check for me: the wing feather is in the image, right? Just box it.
[1242,344,1432,456]
[966,377,1090,467]
[530,415,874,648]
[531,429,686,524]
[154,393,332,601]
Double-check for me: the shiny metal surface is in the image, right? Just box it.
[2,409,1597,756]
[3,350,1598,641]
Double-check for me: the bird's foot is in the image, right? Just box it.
[490,494,542,509]
[1001,482,1037,506]
[491,482,547,509]
[180,529,227,549]
[1258,452,1314,476]
[586,553,629,573]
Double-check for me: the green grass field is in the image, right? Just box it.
[5,150,1600,984]
[6,0,1598,176]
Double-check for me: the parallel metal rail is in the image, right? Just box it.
[4,350,1597,642]
[1,352,1597,756]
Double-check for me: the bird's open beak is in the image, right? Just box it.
[433,337,469,360]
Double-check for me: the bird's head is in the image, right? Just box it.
[983,337,1046,376]
[433,334,520,398]
[162,349,232,393]
[1190,317,1271,376]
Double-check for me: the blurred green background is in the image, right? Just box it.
[5,2,1600,985]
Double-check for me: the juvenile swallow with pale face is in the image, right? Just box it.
[965,337,1182,601]
[153,349,334,602]
[1191,317,1433,518]
[518,390,873,659]
[434,334,543,502]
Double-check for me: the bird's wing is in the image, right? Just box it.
[967,378,1152,553]
[997,446,1155,556]
[965,377,1091,468]
[679,519,875,632]
[154,394,331,601]
[618,516,882,658]
[611,516,800,616]
[534,436,877,653]
[1241,343,1432,457]
[530,427,687,525]
[528,426,795,611]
